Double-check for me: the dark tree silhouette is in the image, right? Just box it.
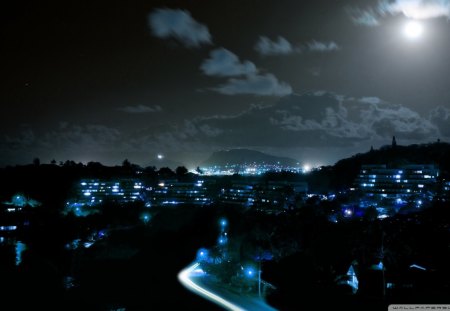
[122,159,131,168]
[158,167,175,178]
[176,166,188,176]
[196,166,204,175]
[33,157,40,166]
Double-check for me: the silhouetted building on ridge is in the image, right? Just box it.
[392,136,397,148]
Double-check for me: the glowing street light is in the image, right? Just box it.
[244,267,256,278]
[243,264,262,297]
[218,235,228,245]
[219,218,227,228]
[141,213,151,224]
[197,248,209,262]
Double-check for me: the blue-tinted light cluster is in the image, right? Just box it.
[200,164,307,176]
[3,194,41,209]
[150,180,211,206]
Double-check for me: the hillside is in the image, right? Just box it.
[309,142,450,192]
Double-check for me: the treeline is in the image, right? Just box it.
[0,160,192,208]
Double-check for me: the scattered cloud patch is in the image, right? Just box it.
[148,8,212,48]
[306,41,340,52]
[378,0,450,19]
[254,37,340,54]
[200,48,257,77]
[117,105,162,114]
[214,74,293,96]
[200,46,292,96]
[254,36,296,56]
[348,0,450,26]
[169,92,440,151]
[359,97,383,105]
[347,7,380,26]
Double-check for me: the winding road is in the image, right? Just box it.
[178,262,278,311]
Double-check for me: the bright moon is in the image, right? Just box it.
[404,21,423,39]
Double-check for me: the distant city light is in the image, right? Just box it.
[303,164,311,173]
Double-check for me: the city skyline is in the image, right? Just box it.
[2,0,450,167]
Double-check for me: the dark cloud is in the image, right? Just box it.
[148,8,212,47]
[0,124,124,165]
[4,127,35,151]
[0,93,446,167]
[254,36,296,56]
[200,47,292,96]
[171,92,439,151]
[429,105,450,137]
[306,40,341,52]
[117,105,162,114]
[200,48,257,77]
[359,97,383,105]
[254,37,340,55]
[213,74,293,96]
[347,7,380,26]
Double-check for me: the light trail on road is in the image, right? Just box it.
[178,262,246,311]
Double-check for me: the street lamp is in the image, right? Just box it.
[243,265,262,297]
[219,218,227,230]
[218,235,228,245]
[244,267,255,278]
[197,248,209,262]
[258,261,262,298]
[141,213,151,225]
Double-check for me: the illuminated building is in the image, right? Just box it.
[442,181,450,201]
[219,183,255,206]
[219,180,307,211]
[70,179,144,206]
[355,164,439,209]
[149,180,211,206]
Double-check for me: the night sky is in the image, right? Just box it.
[2,0,450,168]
